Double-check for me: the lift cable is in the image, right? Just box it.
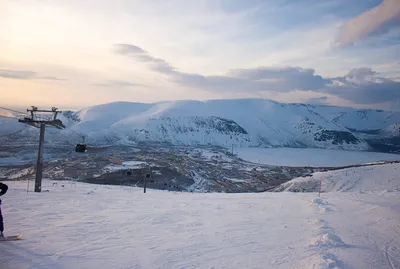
[0,106,27,115]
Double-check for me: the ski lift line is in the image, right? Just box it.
[0,115,18,119]
[0,106,27,115]
[2,128,28,136]
[64,125,86,140]
[63,125,88,153]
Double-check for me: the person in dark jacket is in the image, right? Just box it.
[0,182,8,237]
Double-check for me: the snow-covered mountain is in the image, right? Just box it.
[1,99,400,151]
[381,122,400,137]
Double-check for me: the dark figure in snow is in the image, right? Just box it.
[0,182,8,238]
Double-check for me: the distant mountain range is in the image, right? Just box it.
[1,99,400,153]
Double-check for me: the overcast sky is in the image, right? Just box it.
[1,0,399,110]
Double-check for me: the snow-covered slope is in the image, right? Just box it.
[381,123,400,137]
[311,105,400,131]
[0,117,31,136]
[2,99,400,151]
[2,179,399,269]
[277,162,400,193]
[65,100,374,149]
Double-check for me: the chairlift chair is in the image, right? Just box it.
[75,135,88,153]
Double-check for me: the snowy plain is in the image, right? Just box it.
[235,147,400,167]
[1,162,399,269]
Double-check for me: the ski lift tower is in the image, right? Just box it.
[18,106,65,192]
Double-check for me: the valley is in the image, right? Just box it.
[1,143,399,193]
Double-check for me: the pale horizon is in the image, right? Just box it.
[1,0,400,110]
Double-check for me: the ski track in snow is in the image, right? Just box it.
[0,180,399,269]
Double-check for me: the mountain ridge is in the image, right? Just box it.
[1,98,399,152]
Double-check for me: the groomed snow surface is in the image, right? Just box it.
[236,147,400,167]
[1,163,400,269]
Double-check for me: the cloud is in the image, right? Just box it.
[170,67,331,94]
[113,44,176,75]
[324,68,400,106]
[113,43,330,92]
[114,43,400,108]
[0,69,36,79]
[346,67,377,80]
[307,96,329,105]
[0,69,66,81]
[227,67,328,91]
[335,0,400,47]
[113,44,147,55]
[94,80,144,88]
[39,76,67,81]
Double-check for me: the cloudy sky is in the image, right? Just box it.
[1,0,400,110]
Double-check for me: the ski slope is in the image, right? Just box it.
[235,147,400,167]
[1,166,400,269]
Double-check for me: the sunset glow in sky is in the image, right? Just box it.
[1,0,400,110]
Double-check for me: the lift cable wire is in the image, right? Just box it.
[0,106,84,139]
[1,127,28,136]
[64,125,85,140]
[2,106,87,154]
[63,125,88,152]
[0,106,27,115]
[46,129,76,146]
